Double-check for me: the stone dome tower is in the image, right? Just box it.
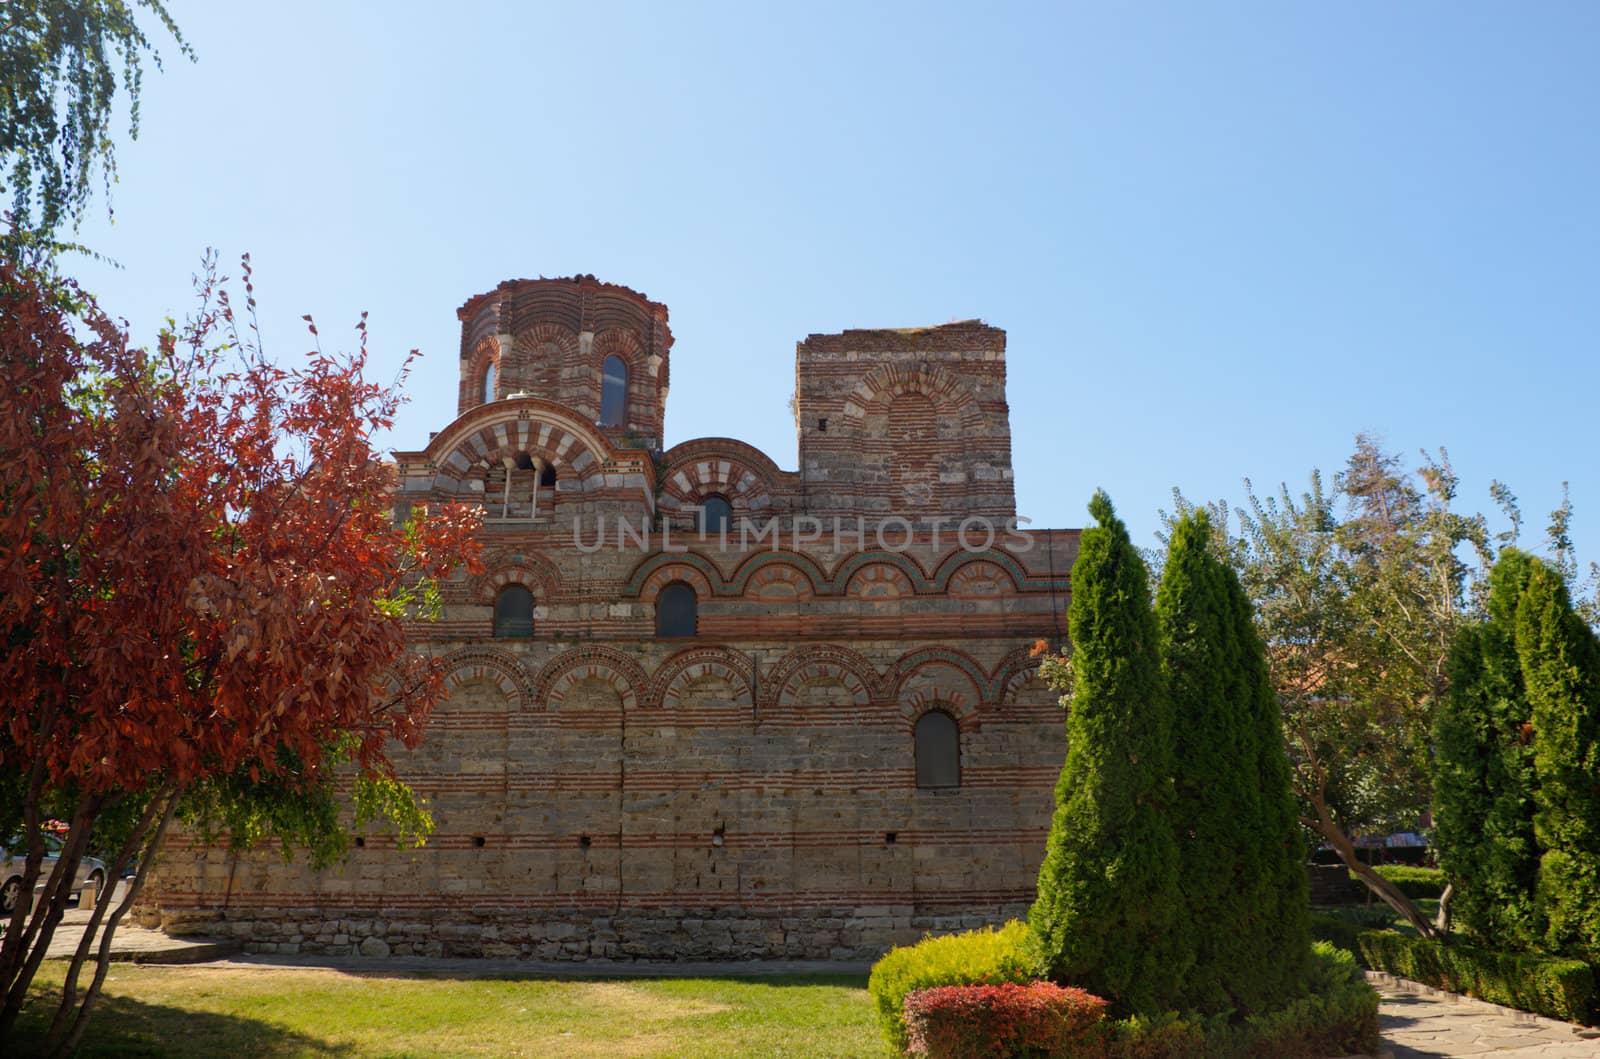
[455,274,672,450]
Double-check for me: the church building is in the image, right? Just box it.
[142,275,1077,961]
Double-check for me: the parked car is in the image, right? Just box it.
[2,834,108,915]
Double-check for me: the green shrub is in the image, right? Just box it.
[1103,943,1378,1059]
[867,921,1033,1054]
[1240,943,1381,1059]
[1308,913,1362,958]
[876,942,1377,1058]
[1348,865,1446,900]
[1358,929,1595,1024]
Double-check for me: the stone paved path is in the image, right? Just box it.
[1369,971,1600,1057]
[36,883,242,964]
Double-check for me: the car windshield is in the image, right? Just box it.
[4,834,64,858]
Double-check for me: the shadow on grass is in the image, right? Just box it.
[229,953,873,990]
[10,992,352,1058]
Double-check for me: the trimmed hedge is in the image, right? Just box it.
[1348,864,1447,900]
[905,982,1108,1059]
[868,921,1033,1053]
[1358,929,1595,1024]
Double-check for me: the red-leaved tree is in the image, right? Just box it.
[0,255,481,1055]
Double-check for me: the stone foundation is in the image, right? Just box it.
[140,904,1029,962]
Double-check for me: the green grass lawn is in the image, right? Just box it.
[12,962,885,1058]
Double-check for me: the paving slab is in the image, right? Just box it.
[1369,971,1600,1058]
[32,890,241,965]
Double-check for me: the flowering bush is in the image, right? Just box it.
[904,981,1109,1059]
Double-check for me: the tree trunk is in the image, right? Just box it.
[51,793,178,1059]
[0,798,98,1038]
[1435,882,1453,935]
[43,789,164,1051]
[1303,795,1439,940]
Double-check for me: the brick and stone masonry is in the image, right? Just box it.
[138,275,1079,961]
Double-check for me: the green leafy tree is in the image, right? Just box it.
[1,0,189,252]
[1518,562,1600,960]
[1028,490,1188,1016]
[1158,510,1310,1014]
[1432,550,1540,948]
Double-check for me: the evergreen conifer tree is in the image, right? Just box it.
[1159,511,1309,1014]
[1518,561,1600,960]
[1028,491,1188,1016]
[1433,550,1539,948]
[1228,527,1314,1001]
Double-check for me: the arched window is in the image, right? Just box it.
[915,710,960,789]
[600,355,627,427]
[494,584,534,638]
[699,494,732,537]
[482,360,497,405]
[656,581,697,637]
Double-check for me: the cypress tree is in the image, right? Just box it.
[1028,490,1188,1016]
[1433,550,1539,948]
[1518,561,1600,960]
[1228,528,1314,1002]
[1159,511,1309,1014]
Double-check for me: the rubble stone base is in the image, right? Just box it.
[138,905,1029,962]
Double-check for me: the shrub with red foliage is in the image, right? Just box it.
[904,981,1110,1058]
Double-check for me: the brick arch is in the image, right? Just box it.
[648,646,756,710]
[990,643,1045,704]
[470,548,563,604]
[836,362,985,437]
[762,645,884,709]
[439,412,606,493]
[636,557,719,603]
[930,549,1033,594]
[891,646,989,725]
[373,654,434,706]
[592,326,644,410]
[621,552,726,598]
[436,646,534,709]
[831,550,931,595]
[533,646,648,710]
[727,552,826,598]
[902,691,977,731]
[463,336,501,410]
[509,322,579,397]
[744,562,816,602]
[657,446,778,518]
[942,559,1018,599]
[592,326,645,360]
[843,561,917,601]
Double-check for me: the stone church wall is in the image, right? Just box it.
[137,277,1078,962]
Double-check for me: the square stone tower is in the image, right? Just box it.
[794,321,1015,522]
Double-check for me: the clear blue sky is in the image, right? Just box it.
[66,1,1600,568]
